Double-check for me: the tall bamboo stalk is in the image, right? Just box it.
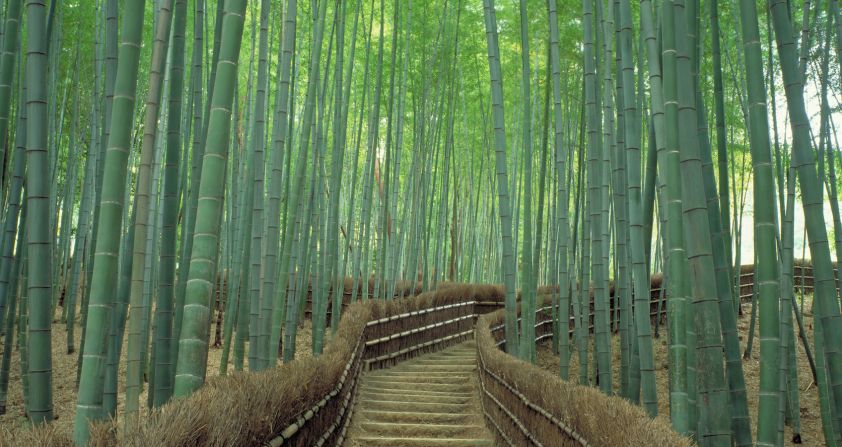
[153,0,187,407]
[24,0,53,426]
[125,0,173,418]
[517,0,536,363]
[481,0,518,353]
[647,0,691,432]
[618,0,656,415]
[547,0,571,380]
[174,0,248,397]
[74,0,146,441]
[265,0,302,360]
[768,0,842,435]
[0,0,22,203]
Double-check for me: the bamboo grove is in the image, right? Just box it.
[0,0,838,446]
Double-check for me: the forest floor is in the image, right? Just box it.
[536,297,822,445]
[0,317,316,440]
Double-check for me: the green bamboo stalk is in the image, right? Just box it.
[236,93,255,373]
[386,0,411,301]
[249,0,269,370]
[780,160,802,442]
[516,0,535,362]
[690,3,752,443]
[609,0,633,397]
[618,0,656,415]
[570,94,588,385]
[153,0,186,407]
[375,0,402,301]
[24,0,54,425]
[547,0,571,378]
[125,0,173,418]
[481,0,518,353]
[645,0,690,431]
[672,1,732,442]
[173,0,247,397]
[768,0,842,436]
[352,0,385,306]
[329,0,358,331]
[831,1,842,75]
[73,0,145,441]
[264,0,296,363]
[0,0,21,196]
[80,0,117,377]
[584,0,611,394]
[0,199,24,414]
[816,314,840,446]
[820,11,842,299]
[56,73,80,328]
[598,0,627,395]
[172,0,219,377]
[311,10,338,353]
[280,0,328,363]
[102,197,137,418]
[70,5,104,365]
[530,62,549,365]
[218,82,241,375]
[0,85,25,341]
[18,212,28,415]
[595,0,612,393]
[732,0,783,443]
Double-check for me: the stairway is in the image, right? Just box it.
[344,340,494,447]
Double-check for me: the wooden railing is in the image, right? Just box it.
[268,337,365,447]
[289,263,829,446]
[477,345,591,446]
[268,286,484,446]
[476,295,691,447]
[119,264,827,446]
[363,300,476,370]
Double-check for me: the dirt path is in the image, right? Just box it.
[344,340,494,447]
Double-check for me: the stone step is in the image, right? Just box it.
[365,372,471,384]
[394,363,476,372]
[358,391,471,405]
[359,384,474,397]
[363,379,473,393]
[344,341,493,447]
[359,421,489,438]
[349,436,493,446]
[415,356,475,364]
[358,398,470,413]
[368,370,471,377]
[358,410,475,424]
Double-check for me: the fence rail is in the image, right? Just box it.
[478,342,590,446]
[275,288,482,446]
[283,263,829,446]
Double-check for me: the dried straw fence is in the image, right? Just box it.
[74,285,493,446]
[475,295,691,447]
[9,262,831,446]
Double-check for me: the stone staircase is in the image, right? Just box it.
[344,341,494,447]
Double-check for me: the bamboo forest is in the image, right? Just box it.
[0,0,842,445]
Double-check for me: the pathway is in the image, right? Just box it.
[344,340,494,446]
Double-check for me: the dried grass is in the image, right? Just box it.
[478,303,692,447]
[0,423,73,447]
[28,283,483,446]
[0,316,318,445]
[110,301,371,447]
[535,295,823,445]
